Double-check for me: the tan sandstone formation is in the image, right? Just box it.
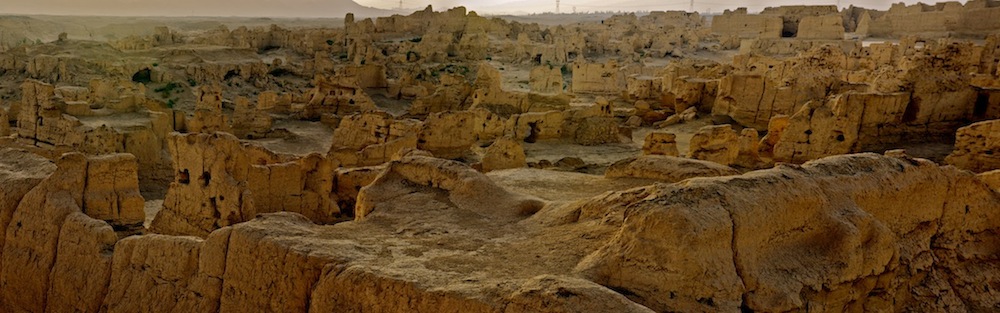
[864,0,1000,38]
[328,112,420,167]
[605,155,740,182]
[642,131,680,156]
[772,92,911,163]
[688,124,741,166]
[946,119,1000,172]
[2,146,1000,313]
[530,65,565,94]
[480,136,527,172]
[152,132,339,237]
[569,153,1000,312]
[230,96,273,139]
[711,8,783,41]
[0,151,144,312]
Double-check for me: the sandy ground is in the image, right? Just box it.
[77,112,155,129]
[488,168,655,202]
[143,199,163,228]
[246,119,335,156]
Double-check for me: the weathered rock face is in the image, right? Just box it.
[946,119,1000,172]
[357,155,544,220]
[573,153,1000,312]
[572,61,620,94]
[102,233,216,312]
[573,117,623,146]
[796,14,845,40]
[714,38,1000,164]
[230,96,273,139]
[418,110,482,158]
[187,85,232,134]
[773,92,911,163]
[331,104,623,167]
[642,131,680,156]
[0,108,8,137]
[605,155,739,182]
[0,151,141,313]
[408,73,473,115]
[17,79,83,145]
[4,146,1000,313]
[152,132,339,237]
[758,114,789,160]
[530,65,564,94]
[303,75,378,119]
[468,63,571,116]
[328,112,420,167]
[688,124,741,165]
[10,79,177,190]
[711,8,783,40]
[864,1,1000,38]
[81,154,146,228]
[480,136,526,172]
[712,47,846,130]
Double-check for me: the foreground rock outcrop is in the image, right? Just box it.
[1,146,998,312]
[567,153,1000,312]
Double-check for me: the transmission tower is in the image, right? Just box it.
[556,0,561,14]
[689,0,694,12]
[399,0,403,9]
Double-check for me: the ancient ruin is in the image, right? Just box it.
[0,0,999,311]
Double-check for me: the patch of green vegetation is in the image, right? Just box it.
[187,79,197,87]
[326,39,335,46]
[154,82,181,98]
[409,37,422,43]
[152,63,159,67]
[166,98,176,108]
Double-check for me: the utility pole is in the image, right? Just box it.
[399,0,403,9]
[689,0,694,12]
[556,0,561,14]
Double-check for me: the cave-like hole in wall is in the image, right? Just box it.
[200,171,211,187]
[178,169,191,184]
[131,68,152,84]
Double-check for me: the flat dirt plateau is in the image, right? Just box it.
[2,1,1000,312]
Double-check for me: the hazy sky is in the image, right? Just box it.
[0,0,953,17]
